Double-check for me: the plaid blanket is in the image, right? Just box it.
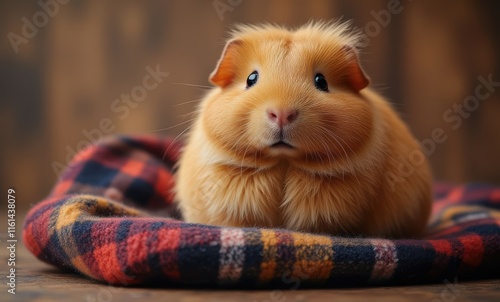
[23,135,500,287]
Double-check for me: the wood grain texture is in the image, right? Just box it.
[0,1,499,210]
[2,230,499,302]
[1,2,499,300]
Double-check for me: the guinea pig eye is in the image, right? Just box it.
[314,73,329,92]
[246,71,259,88]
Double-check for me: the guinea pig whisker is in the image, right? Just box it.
[163,125,193,162]
[305,134,324,164]
[369,83,390,91]
[304,134,325,166]
[319,139,333,167]
[150,118,197,132]
[320,127,357,177]
[316,125,345,155]
[173,98,204,107]
[338,138,357,172]
[332,132,356,161]
[170,82,213,90]
[308,128,329,161]
[310,126,344,173]
[179,111,201,118]
[229,131,246,154]
[240,144,252,176]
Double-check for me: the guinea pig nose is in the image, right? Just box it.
[266,108,299,127]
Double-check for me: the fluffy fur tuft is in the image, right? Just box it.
[175,21,432,238]
[229,20,364,50]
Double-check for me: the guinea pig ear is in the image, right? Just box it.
[342,45,370,92]
[209,39,242,88]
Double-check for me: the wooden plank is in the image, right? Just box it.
[1,0,500,214]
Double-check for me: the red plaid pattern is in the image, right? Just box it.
[23,135,500,286]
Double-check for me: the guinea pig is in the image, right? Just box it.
[175,21,432,238]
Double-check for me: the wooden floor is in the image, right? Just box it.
[3,236,500,302]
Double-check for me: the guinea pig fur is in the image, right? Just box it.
[175,21,432,238]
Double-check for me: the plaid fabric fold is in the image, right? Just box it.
[23,135,500,286]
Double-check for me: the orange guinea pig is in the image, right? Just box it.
[175,21,432,238]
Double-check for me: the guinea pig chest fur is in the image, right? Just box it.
[175,22,432,238]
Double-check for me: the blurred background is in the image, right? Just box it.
[1,0,499,213]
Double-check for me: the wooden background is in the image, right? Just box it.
[1,0,499,212]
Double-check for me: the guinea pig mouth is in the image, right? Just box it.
[270,141,294,149]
